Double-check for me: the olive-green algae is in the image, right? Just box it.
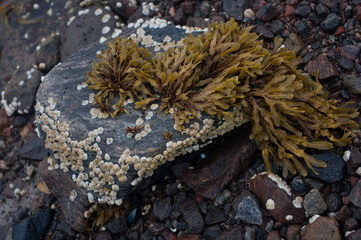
[86,18,359,177]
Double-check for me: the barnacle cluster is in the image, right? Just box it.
[87,18,359,177]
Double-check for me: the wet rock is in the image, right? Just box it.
[286,224,302,240]
[205,207,227,225]
[348,180,361,208]
[255,25,274,40]
[307,153,345,183]
[200,2,211,18]
[181,200,204,234]
[326,193,342,212]
[342,75,361,95]
[222,0,252,21]
[18,133,48,161]
[338,57,354,71]
[344,217,359,232]
[340,45,361,61]
[266,230,281,240]
[249,173,305,223]
[35,35,61,73]
[284,33,304,55]
[290,177,309,195]
[316,3,329,18]
[12,208,54,240]
[294,6,311,18]
[152,197,172,221]
[215,190,231,205]
[183,126,257,200]
[216,226,243,240]
[271,20,285,35]
[38,159,92,231]
[336,205,352,222]
[304,55,338,80]
[303,189,327,216]
[295,21,308,38]
[301,217,341,240]
[256,4,280,22]
[234,190,263,225]
[321,13,340,34]
[3,65,43,116]
[309,12,322,25]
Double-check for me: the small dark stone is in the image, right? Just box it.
[340,89,350,100]
[215,190,231,205]
[152,197,172,221]
[200,2,212,18]
[255,25,274,40]
[316,3,329,17]
[321,13,340,34]
[140,230,153,240]
[307,153,345,183]
[256,4,280,22]
[204,225,221,240]
[171,220,186,231]
[294,6,311,18]
[174,8,187,25]
[350,206,361,221]
[338,57,354,71]
[95,231,112,240]
[198,201,208,215]
[222,0,252,21]
[309,12,322,25]
[205,207,227,225]
[326,193,342,212]
[303,189,328,216]
[290,177,309,195]
[344,218,359,232]
[107,215,127,235]
[348,180,361,208]
[181,200,204,234]
[341,45,361,61]
[336,205,352,222]
[12,208,54,240]
[295,21,308,38]
[181,1,193,15]
[271,20,285,35]
[255,228,264,240]
[216,226,243,240]
[236,191,263,225]
[265,219,274,233]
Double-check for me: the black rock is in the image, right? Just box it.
[140,230,153,240]
[198,200,209,214]
[200,2,212,18]
[326,193,342,212]
[19,133,48,161]
[152,197,172,221]
[348,180,361,208]
[316,3,329,17]
[10,207,29,223]
[350,206,361,221]
[12,208,54,240]
[271,20,285,35]
[204,225,221,240]
[295,21,308,38]
[174,8,187,25]
[255,25,274,40]
[236,191,263,225]
[294,6,311,18]
[171,219,186,231]
[321,13,340,34]
[290,177,309,195]
[107,215,127,235]
[309,12,322,25]
[338,57,354,71]
[256,4,280,22]
[205,207,227,225]
[307,153,345,183]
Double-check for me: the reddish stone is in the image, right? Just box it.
[334,26,345,36]
[285,5,294,17]
[181,1,193,15]
[38,159,92,231]
[287,225,302,240]
[256,4,280,21]
[267,230,281,240]
[216,226,243,240]
[343,196,351,205]
[344,217,359,232]
[301,217,342,240]
[178,234,201,240]
[340,45,361,61]
[336,205,352,222]
[95,231,112,240]
[183,127,257,200]
[2,127,11,137]
[249,173,305,224]
[162,231,177,240]
[304,54,339,80]
[181,200,204,234]
[0,108,10,134]
[108,0,137,21]
[350,177,360,188]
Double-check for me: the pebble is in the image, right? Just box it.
[342,75,361,95]
[316,3,329,17]
[215,190,231,205]
[338,57,354,71]
[348,180,361,208]
[326,193,342,212]
[181,200,204,234]
[266,230,281,240]
[244,8,255,20]
[204,207,227,225]
[284,33,304,54]
[216,226,243,240]
[200,2,211,18]
[340,45,361,61]
[236,191,263,225]
[204,225,221,239]
[271,20,285,34]
[301,217,342,240]
[256,4,280,22]
[286,224,302,240]
[295,21,308,38]
[303,189,328,216]
[336,205,352,222]
[290,177,309,195]
[321,13,340,33]
[307,153,345,183]
[152,197,172,221]
[222,0,248,21]
[343,218,359,232]
[294,6,311,18]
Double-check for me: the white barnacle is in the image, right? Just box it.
[106,138,113,145]
[136,118,144,126]
[150,103,159,110]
